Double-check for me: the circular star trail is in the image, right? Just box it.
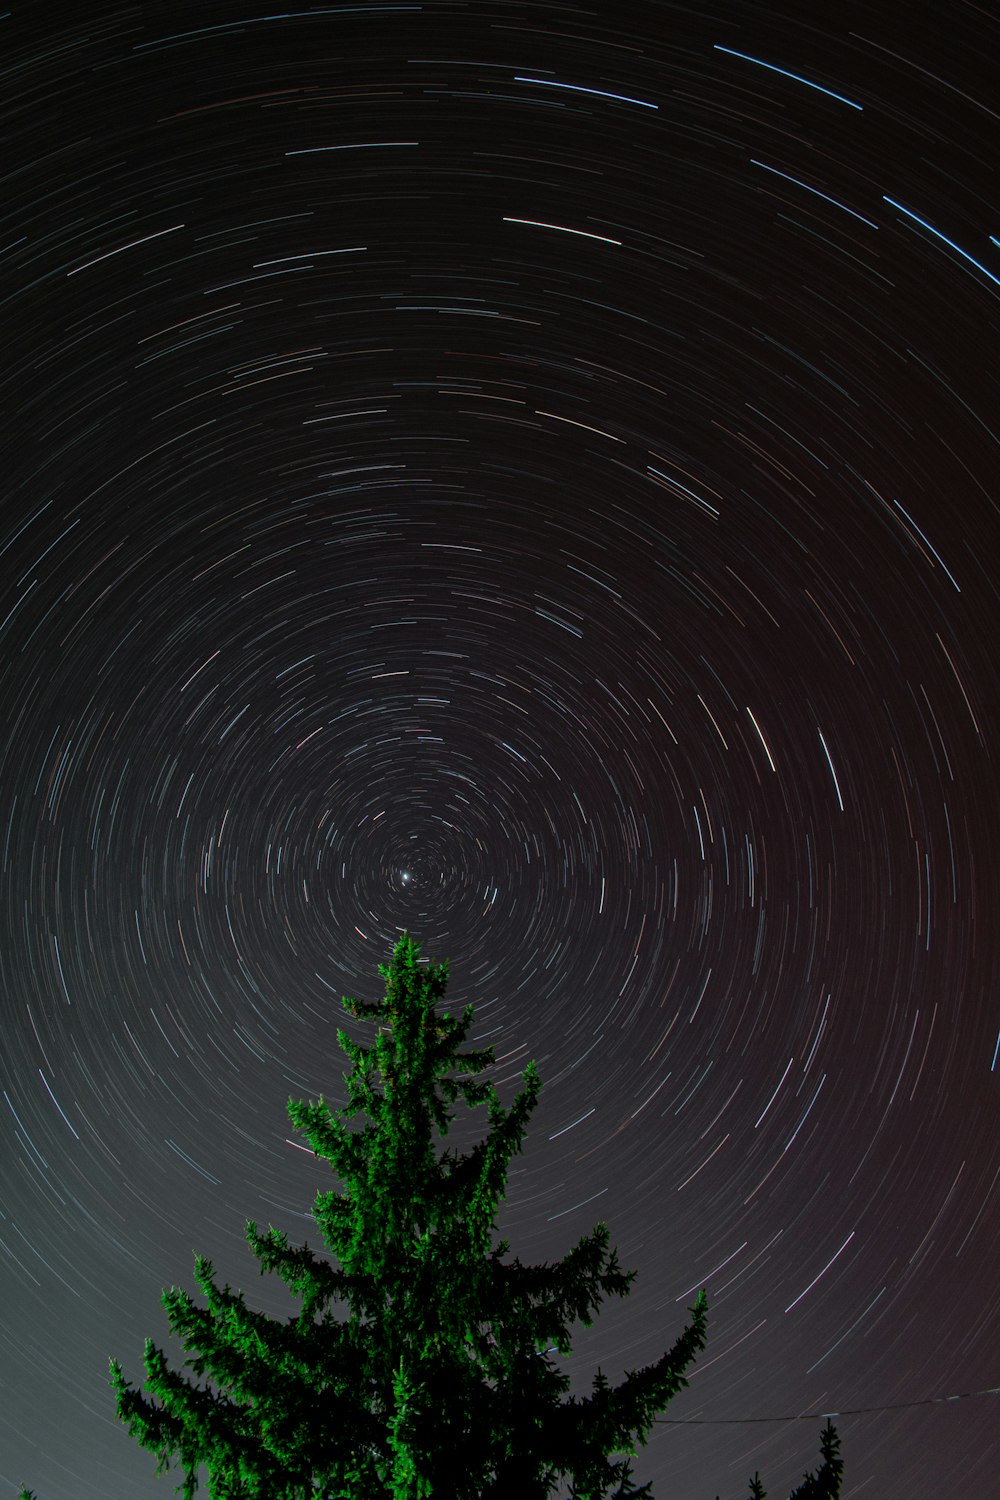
[0,3,997,1497]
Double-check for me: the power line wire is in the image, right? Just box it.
[654,1385,1000,1423]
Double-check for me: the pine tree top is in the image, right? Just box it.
[92,933,840,1500]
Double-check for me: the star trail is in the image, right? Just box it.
[0,2,997,1497]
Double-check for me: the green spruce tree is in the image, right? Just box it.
[19,932,842,1499]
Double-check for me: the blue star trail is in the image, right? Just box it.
[0,4,997,1499]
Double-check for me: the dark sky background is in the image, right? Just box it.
[0,2,998,1497]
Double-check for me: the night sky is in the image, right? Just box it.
[1,2,998,1497]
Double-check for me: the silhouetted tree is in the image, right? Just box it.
[19,933,841,1499]
[727,1422,842,1500]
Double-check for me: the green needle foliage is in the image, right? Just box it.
[18,932,841,1500]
